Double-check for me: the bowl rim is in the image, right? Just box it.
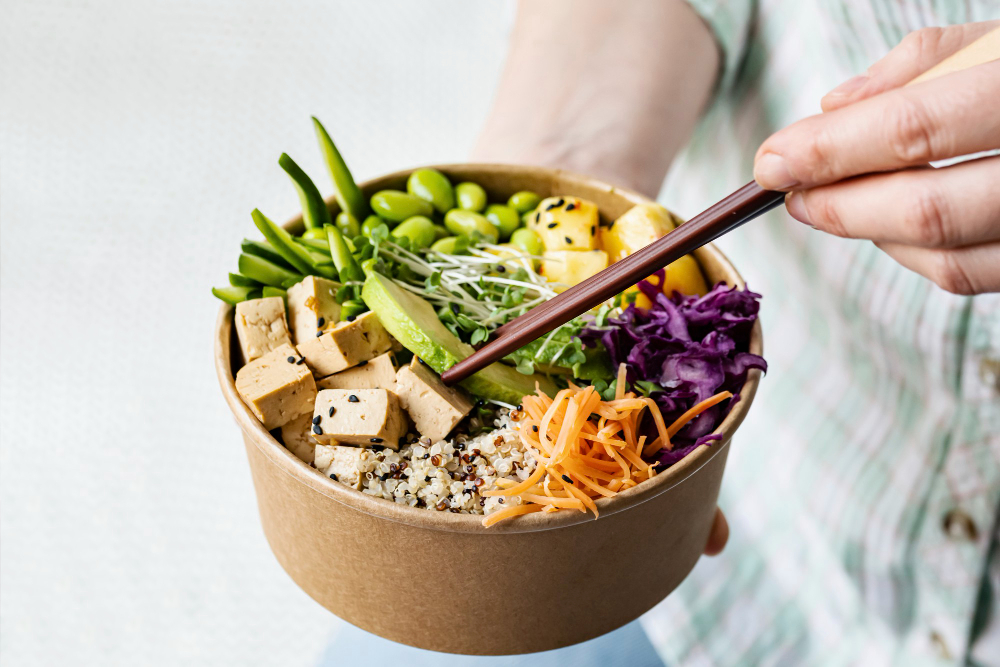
[214,163,763,534]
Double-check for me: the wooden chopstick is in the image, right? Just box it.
[440,181,783,385]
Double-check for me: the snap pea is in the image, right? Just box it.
[301,227,328,241]
[262,286,288,308]
[336,211,361,238]
[507,191,542,215]
[443,209,499,243]
[484,204,520,241]
[241,239,295,270]
[429,236,469,255]
[370,190,433,223]
[341,299,368,321]
[361,215,384,237]
[455,182,487,212]
[406,168,455,214]
[228,272,260,288]
[391,216,437,249]
[212,285,262,305]
[360,257,378,275]
[238,253,305,287]
[278,153,332,231]
[510,228,544,256]
[432,224,449,241]
[251,209,320,276]
[296,236,330,253]
[325,224,364,284]
[312,116,369,221]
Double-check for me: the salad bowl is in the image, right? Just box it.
[215,164,763,655]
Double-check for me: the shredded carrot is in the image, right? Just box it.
[483,373,735,526]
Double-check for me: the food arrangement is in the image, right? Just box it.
[215,118,766,526]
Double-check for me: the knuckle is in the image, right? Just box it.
[885,97,938,165]
[904,185,951,247]
[931,251,976,295]
[808,192,850,237]
[797,124,839,183]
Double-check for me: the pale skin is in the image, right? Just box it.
[476,2,1000,552]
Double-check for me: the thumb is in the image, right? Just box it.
[821,20,1000,112]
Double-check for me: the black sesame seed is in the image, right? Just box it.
[317,317,325,327]
[532,425,538,432]
[566,203,576,211]
[517,404,522,411]
[608,220,615,230]
[357,359,369,367]
[312,425,323,435]
[564,236,572,244]
[591,226,596,236]
[423,453,430,459]
[547,222,558,229]
[347,315,356,322]
[425,476,431,482]
[498,498,505,504]
[417,357,427,366]
[370,437,383,443]
[555,198,564,207]
[534,212,540,224]
[348,394,359,403]
[287,356,296,363]
[296,357,306,365]
[450,303,460,314]
[561,474,572,483]
[315,330,323,337]
[329,473,338,481]
[312,415,321,425]
[329,406,336,417]
[496,265,505,273]
[371,445,385,451]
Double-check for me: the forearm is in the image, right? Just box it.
[474,0,720,197]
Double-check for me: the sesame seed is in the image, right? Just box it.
[534,212,540,224]
[547,222,558,229]
[564,236,572,244]
[591,226,596,235]
[317,317,325,327]
[329,406,336,417]
[286,356,296,363]
[312,415,321,425]
[561,474,572,483]
[348,394,359,403]
[370,437,383,443]
[296,357,306,365]
[417,357,428,366]
[566,203,576,211]
[532,425,538,432]
[315,331,323,337]
[496,265,505,273]
[347,315,356,322]
[329,473,337,481]
[312,425,323,435]
[357,359,368,367]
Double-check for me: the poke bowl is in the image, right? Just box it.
[213,125,764,655]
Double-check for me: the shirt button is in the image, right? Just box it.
[942,508,979,541]
[980,358,1000,391]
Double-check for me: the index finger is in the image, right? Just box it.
[753,59,1000,191]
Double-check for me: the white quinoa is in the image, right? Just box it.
[327,411,537,515]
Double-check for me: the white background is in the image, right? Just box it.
[0,1,513,664]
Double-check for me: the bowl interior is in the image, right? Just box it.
[215,164,763,533]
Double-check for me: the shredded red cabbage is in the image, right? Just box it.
[577,272,766,465]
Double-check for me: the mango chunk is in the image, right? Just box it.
[530,196,599,251]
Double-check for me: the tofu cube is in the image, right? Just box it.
[317,352,398,392]
[530,196,599,251]
[280,411,319,464]
[394,359,473,442]
[235,297,292,363]
[314,444,371,490]
[312,388,408,449]
[235,343,317,429]
[296,312,395,377]
[287,276,342,345]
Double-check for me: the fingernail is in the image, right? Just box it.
[784,191,812,225]
[754,153,799,190]
[825,74,868,99]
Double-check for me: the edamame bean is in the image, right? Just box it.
[391,215,437,249]
[361,215,386,237]
[336,211,361,238]
[510,228,544,256]
[407,168,455,214]
[430,236,467,255]
[301,227,328,241]
[370,190,433,222]
[454,182,487,212]
[443,209,499,243]
[484,204,520,241]
[432,224,449,241]
[507,191,542,215]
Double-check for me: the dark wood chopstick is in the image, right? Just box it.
[440,180,784,386]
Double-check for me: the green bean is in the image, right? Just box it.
[312,116,369,221]
[455,182,487,212]
[301,227,328,241]
[228,272,260,288]
[360,257,378,275]
[430,236,469,255]
[238,253,304,287]
[443,209,498,243]
[251,209,319,276]
[407,168,455,214]
[361,215,385,237]
[370,190,433,223]
[484,204,520,241]
[212,285,262,305]
[278,153,332,231]
[262,286,288,309]
[510,228,544,256]
[341,299,368,321]
[296,236,330,253]
[241,239,295,270]
[391,216,437,249]
[325,224,364,283]
[336,211,361,238]
[507,191,542,215]
[432,224,449,241]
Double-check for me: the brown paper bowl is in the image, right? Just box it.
[215,164,762,655]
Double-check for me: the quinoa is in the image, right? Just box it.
[321,411,537,516]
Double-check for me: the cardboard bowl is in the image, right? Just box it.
[215,164,763,655]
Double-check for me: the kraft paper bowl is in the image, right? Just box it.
[215,164,763,655]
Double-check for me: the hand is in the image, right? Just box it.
[704,507,729,556]
[753,21,1000,295]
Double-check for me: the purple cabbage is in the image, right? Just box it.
[577,272,766,466]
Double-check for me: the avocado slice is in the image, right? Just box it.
[361,272,557,404]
